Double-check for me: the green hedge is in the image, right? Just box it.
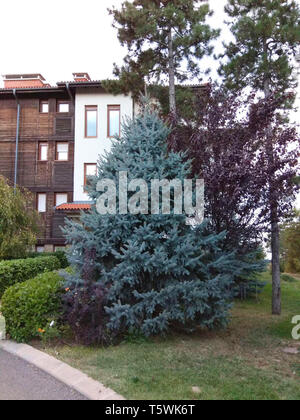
[0,256,60,298]
[1,271,64,342]
[27,251,69,269]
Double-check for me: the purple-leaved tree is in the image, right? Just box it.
[219,0,300,314]
[169,87,299,305]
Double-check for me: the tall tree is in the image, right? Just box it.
[219,0,300,315]
[0,176,38,259]
[106,0,219,114]
[63,105,252,338]
[169,87,282,296]
[219,0,300,99]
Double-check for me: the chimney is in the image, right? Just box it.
[73,72,91,82]
[2,74,48,89]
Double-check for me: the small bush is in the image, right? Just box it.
[63,283,110,346]
[1,271,64,342]
[286,258,300,274]
[280,260,285,273]
[281,274,297,283]
[0,256,61,298]
[234,278,266,300]
[28,251,69,269]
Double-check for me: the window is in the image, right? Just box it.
[57,101,70,113]
[84,163,97,187]
[85,106,98,138]
[55,193,68,207]
[40,101,49,113]
[108,105,120,137]
[56,142,69,161]
[36,246,45,253]
[38,142,48,161]
[37,193,46,213]
[54,245,65,252]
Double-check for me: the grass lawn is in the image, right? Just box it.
[36,272,300,400]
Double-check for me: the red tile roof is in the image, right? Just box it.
[56,203,92,211]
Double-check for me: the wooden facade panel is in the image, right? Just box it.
[35,162,51,187]
[52,213,67,240]
[0,107,18,138]
[55,117,73,135]
[0,92,75,246]
[53,163,74,190]
[37,213,47,239]
[20,107,39,137]
[0,142,15,182]
[17,142,37,185]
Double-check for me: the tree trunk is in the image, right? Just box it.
[271,204,281,314]
[264,75,281,315]
[168,29,176,115]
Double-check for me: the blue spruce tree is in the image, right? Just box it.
[63,105,244,338]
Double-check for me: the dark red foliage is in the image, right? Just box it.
[63,248,110,346]
[63,283,110,346]
[168,87,300,252]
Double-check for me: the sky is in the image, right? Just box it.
[0,0,299,208]
[0,0,230,85]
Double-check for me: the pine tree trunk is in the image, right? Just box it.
[264,75,281,315]
[271,204,281,314]
[168,29,176,115]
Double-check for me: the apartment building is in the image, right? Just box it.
[0,73,135,251]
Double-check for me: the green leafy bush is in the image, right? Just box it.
[0,256,60,298]
[281,274,297,283]
[1,271,64,342]
[280,260,285,273]
[28,251,69,269]
[0,176,38,260]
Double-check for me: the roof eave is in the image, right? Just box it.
[0,87,69,96]
[57,81,103,89]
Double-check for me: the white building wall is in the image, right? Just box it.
[74,89,134,201]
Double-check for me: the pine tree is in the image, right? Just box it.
[219,0,300,315]
[105,0,219,114]
[219,0,300,99]
[63,106,246,337]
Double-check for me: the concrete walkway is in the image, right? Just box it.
[0,340,124,400]
[0,348,88,400]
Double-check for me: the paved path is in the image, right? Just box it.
[0,349,88,400]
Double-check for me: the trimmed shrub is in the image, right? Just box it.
[1,271,64,342]
[0,256,60,298]
[27,251,69,269]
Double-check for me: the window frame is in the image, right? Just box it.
[38,142,48,161]
[37,193,46,213]
[36,245,45,253]
[57,101,70,114]
[39,101,49,114]
[107,105,121,138]
[84,163,97,188]
[55,142,69,162]
[85,105,98,138]
[55,192,68,207]
[54,245,66,252]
